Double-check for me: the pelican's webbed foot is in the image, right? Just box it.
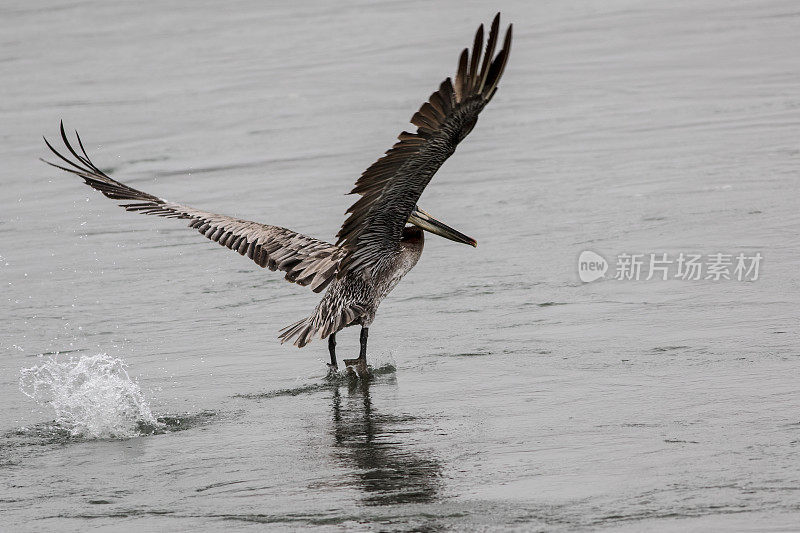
[343,327,370,377]
[343,355,369,378]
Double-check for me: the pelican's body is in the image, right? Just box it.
[280,227,425,371]
[43,15,512,374]
[290,227,424,342]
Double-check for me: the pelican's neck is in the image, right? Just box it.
[399,226,424,270]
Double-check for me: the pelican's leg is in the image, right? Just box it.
[359,327,369,360]
[344,327,369,376]
[328,333,338,372]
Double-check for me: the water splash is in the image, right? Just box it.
[322,352,397,382]
[19,353,161,439]
[366,352,397,376]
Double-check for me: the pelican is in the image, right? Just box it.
[43,14,512,375]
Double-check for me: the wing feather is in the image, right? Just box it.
[468,24,484,94]
[335,14,512,275]
[43,123,342,293]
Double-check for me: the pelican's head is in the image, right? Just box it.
[407,206,477,247]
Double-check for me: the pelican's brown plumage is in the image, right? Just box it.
[43,14,512,374]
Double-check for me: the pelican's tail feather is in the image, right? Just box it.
[278,303,366,348]
[278,317,316,348]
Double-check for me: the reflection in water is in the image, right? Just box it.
[330,379,442,506]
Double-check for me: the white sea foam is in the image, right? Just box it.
[19,353,160,439]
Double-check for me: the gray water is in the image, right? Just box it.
[2,0,799,531]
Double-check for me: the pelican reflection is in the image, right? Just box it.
[329,380,442,506]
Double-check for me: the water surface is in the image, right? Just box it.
[2,0,799,531]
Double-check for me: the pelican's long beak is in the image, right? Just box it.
[408,206,477,247]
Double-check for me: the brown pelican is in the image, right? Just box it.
[43,14,512,375]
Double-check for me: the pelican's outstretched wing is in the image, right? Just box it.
[43,123,342,293]
[335,14,512,275]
